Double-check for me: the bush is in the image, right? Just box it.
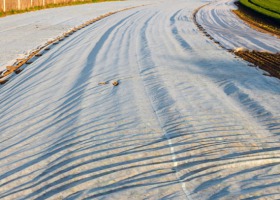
[239,0,280,23]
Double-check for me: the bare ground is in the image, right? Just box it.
[234,50,280,79]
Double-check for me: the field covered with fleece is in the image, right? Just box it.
[0,0,280,199]
[196,0,280,53]
[0,0,154,72]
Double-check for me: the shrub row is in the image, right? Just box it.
[239,0,280,23]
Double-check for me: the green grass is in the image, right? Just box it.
[233,2,280,37]
[251,0,280,14]
[239,0,280,22]
[239,0,280,23]
[0,0,120,17]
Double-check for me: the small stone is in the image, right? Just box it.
[112,80,119,86]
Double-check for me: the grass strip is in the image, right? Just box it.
[0,0,121,18]
[233,2,280,37]
[239,0,280,24]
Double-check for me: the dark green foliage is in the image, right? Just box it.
[239,0,280,23]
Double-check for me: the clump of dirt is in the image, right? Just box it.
[98,81,108,85]
[112,80,119,86]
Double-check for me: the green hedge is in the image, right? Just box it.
[239,0,280,23]
[251,0,280,14]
